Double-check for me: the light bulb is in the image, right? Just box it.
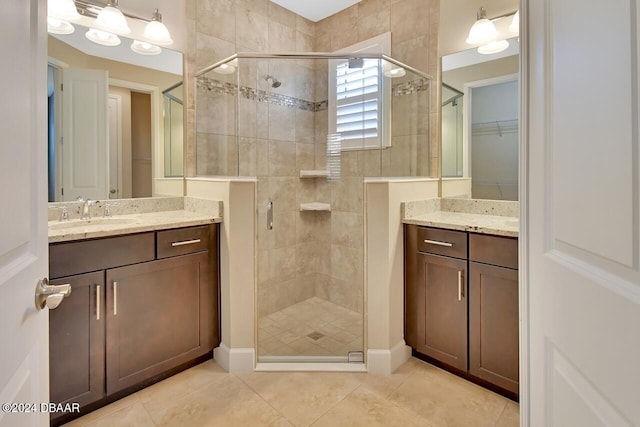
[478,39,510,55]
[47,17,74,34]
[131,40,162,55]
[85,28,121,46]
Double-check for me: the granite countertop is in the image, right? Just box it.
[48,197,222,243]
[402,198,519,238]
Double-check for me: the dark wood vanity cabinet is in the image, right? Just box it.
[468,234,519,394]
[49,271,105,420]
[48,224,219,423]
[105,252,213,394]
[405,224,519,397]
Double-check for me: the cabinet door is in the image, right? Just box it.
[415,252,468,371]
[105,252,212,395]
[469,261,519,394]
[49,272,105,418]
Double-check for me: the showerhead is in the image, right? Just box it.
[264,75,281,88]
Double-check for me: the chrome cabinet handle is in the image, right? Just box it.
[424,239,453,247]
[267,201,273,230]
[457,271,464,301]
[113,281,118,316]
[96,284,101,320]
[171,239,201,247]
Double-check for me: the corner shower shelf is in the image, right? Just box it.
[299,170,329,178]
[299,202,331,212]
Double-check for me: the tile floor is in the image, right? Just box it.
[258,297,363,360]
[63,357,519,427]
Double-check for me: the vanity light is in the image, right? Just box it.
[478,39,509,55]
[383,67,407,78]
[142,9,173,46]
[509,10,520,34]
[93,0,131,35]
[85,28,121,47]
[466,7,498,45]
[47,0,80,35]
[47,17,76,35]
[131,40,162,56]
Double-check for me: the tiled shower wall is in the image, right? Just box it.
[185,0,439,317]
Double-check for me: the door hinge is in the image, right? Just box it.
[61,188,64,196]
[60,83,63,91]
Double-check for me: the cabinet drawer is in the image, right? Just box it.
[469,233,518,269]
[157,226,210,259]
[50,233,155,278]
[417,227,467,259]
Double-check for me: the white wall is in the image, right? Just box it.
[471,80,518,123]
[365,178,440,374]
[470,80,518,201]
[186,177,257,372]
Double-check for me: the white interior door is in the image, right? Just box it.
[526,0,640,425]
[0,1,49,426]
[62,68,109,201]
[107,95,122,199]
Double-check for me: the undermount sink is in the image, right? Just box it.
[49,217,137,230]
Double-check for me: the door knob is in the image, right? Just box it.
[35,278,71,310]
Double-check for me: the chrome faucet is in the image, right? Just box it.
[76,197,96,220]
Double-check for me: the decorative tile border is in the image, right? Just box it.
[392,78,430,97]
[196,76,428,112]
[197,76,323,112]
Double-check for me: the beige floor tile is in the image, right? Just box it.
[311,386,435,427]
[496,401,520,427]
[62,393,141,426]
[83,402,154,427]
[237,372,362,426]
[288,337,315,352]
[149,375,282,427]
[388,362,508,427]
[169,359,231,392]
[332,329,357,344]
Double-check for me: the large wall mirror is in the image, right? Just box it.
[440,0,519,201]
[47,23,184,202]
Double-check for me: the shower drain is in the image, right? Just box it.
[307,331,325,341]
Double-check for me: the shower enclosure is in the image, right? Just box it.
[195,52,431,363]
[441,82,464,178]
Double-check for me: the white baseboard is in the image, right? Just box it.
[367,341,411,374]
[213,344,255,372]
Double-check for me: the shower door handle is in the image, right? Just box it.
[267,201,273,230]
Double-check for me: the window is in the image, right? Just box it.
[328,33,391,151]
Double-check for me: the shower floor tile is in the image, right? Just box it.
[258,297,363,359]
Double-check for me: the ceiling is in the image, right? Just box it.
[269,0,361,22]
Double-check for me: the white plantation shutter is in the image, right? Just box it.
[328,33,392,151]
[335,59,380,142]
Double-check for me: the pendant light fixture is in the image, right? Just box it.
[466,7,498,45]
[47,0,80,34]
[142,9,173,46]
[93,0,131,35]
[50,1,176,57]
